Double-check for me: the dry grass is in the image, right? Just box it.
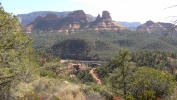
[13,77,86,100]
[56,85,85,100]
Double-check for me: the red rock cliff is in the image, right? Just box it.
[101,11,112,19]
[66,10,88,22]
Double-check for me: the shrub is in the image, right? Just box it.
[40,69,57,78]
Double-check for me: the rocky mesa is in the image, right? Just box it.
[23,10,126,33]
[17,11,96,26]
[136,20,175,33]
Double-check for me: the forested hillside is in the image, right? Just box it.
[1,2,177,100]
[28,29,177,60]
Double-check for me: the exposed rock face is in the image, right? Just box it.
[17,11,71,25]
[43,13,59,21]
[102,11,112,19]
[17,11,95,25]
[23,10,126,33]
[145,20,155,27]
[54,10,88,33]
[23,10,88,33]
[137,20,174,33]
[34,13,59,21]
[86,11,125,31]
[35,16,43,21]
[66,10,88,22]
[157,22,172,28]
[95,14,101,21]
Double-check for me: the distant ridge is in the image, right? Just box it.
[136,20,176,34]
[118,21,141,30]
[23,10,126,33]
[17,11,96,26]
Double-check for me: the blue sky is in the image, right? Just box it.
[1,0,177,23]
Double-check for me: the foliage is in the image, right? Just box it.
[29,29,177,60]
[43,61,65,74]
[128,67,176,99]
[83,83,113,100]
[18,92,60,100]
[33,50,60,67]
[131,51,170,69]
[51,95,61,100]
[18,92,41,100]
[108,50,135,97]
[130,50,177,74]
[32,78,85,100]
[1,1,177,99]
[85,93,106,100]
[0,3,37,99]
[96,50,176,99]
[51,39,92,60]
[76,68,95,83]
[40,69,57,78]
[16,78,85,100]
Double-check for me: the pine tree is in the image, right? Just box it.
[0,3,37,99]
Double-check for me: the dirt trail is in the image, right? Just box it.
[90,68,101,85]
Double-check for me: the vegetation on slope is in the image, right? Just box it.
[28,29,177,60]
[1,2,177,100]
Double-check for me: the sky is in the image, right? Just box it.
[1,0,177,23]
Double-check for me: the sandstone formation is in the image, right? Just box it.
[101,11,112,19]
[34,13,59,22]
[95,14,101,21]
[66,10,88,22]
[145,20,155,27]
[54,10,88,33]
[136,20,174,33]
[86,11,125,31]
[23,10,88,33]
[17,11,71,25]
[23,10,126,33]
[17,11,95,25]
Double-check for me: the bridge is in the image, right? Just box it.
[60,60,108,67]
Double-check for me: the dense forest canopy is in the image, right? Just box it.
[28,29,177,61]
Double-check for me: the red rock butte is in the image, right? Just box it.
[101,11,112,19]
[67,10,88,22]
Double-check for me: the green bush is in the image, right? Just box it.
[51,95,60,100]
[124,95,136,100]
[40,69,57,78]
[128,67,176,99]
[76,69,95,83]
